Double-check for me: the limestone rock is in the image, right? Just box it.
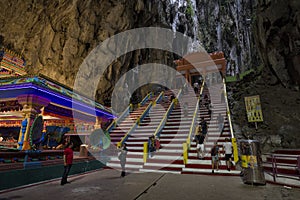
[255,0,300,87]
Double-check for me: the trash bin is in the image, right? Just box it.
[79,144,88,157]
[239,140,266,185]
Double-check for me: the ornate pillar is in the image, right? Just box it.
[17,95,50,150]
[94,116,102,130]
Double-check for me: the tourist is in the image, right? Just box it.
[61,142,74,185]
[211,142,220,173]
[148,135,156,158]
[217,113,224,135]
[208,103,213,119]
[155,136,161,151]
[193,82,199,94]
[0,134,3,142]
[183,102,188,117]
[170,95,175,102]
[196,131,205,159]
[118,143,128,177]
[220,88,225,103]
[223,138,233,171]
[200,117,208,137]
[194,125,201,145]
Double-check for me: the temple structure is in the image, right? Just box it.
[175,51,226,85]
[0,48,26,78]
[0,48,115,151]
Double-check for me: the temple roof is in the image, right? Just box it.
[0,48,26,78]
[0,75,115,120]
[175,51,226,74]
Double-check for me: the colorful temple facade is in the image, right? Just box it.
[0,48,26,78]
[0,48,115,151]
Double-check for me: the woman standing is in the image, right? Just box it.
[211,142,220,173]
[118,143,128,177]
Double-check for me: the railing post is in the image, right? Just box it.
[117,141,121,149]
[143,142,148,163]
[183,143,188,165]
[130,103,133,111]
[271,154,276,182]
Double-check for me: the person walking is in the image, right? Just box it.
[223,138,233,171]
[217,113,224,135]
[211,142,220,173]
[183,102,189,117]
[200,117,208,138]
[118,143,128,177]
[61,142,73,185]
[193,82,199,94]
[148,135,156,158]
[197,132,206,159]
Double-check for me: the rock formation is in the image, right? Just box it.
[0,0,300,150]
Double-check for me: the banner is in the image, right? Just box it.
[244,95,263,122]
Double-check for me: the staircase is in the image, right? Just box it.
[105,94,156,170]
[182,83,240,175]
[106,92,171,172]
[140,88,197,174]
[106,80,241,176]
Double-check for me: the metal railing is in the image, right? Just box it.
[105,104,132,133]
[183,80,204,165]
[222,78,234,138]
[105,92,153,133]
[138,92,153,107]
[153,89,182,138]
[222,78,239,163]
[154,91,164,105]
[186,80,205,148]
[142,90,182,163]
[137,102,153,125]
[263,153,300,182]
[118,101,153,148]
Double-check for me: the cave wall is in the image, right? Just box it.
[255,0,300,88]
[196,0,260,75]
[0,0,180,105]
[229,0,300,151]
[1,0,300,151]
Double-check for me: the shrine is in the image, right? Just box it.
[175,51,226,86]
[0,48,115,151]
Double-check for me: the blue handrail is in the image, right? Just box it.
[154,88,182,138]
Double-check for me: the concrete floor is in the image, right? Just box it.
[1,169,300,200]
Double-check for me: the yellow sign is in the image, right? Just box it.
[244,95,263,122]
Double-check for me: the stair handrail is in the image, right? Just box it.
[105,92,152,132]
[105,104,132,133]
[154,91,164,105]
[118,100,154,147]
[142,91,164,163]
[222,78,234,138]
[222,78,239,163]
[138,92,153,107]
[183,80,205,165]
[186,80,205,149]
[137,101,153,125]
[153,88,182,138]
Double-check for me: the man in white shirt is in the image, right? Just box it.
[223,138,233,171]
